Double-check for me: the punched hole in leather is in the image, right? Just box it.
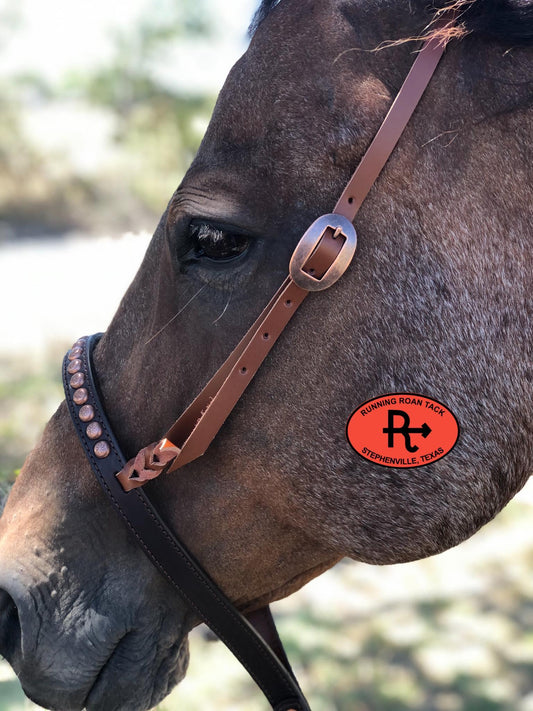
[115,222,352,492]
[63,15,456,711]
[114,6,460,489]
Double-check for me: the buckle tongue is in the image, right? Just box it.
[289,214,357,291]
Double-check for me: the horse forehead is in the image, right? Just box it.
[212,0,351,124]
[195,14,391,184]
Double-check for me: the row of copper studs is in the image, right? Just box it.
[67,338,111,459]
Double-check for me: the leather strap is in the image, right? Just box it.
[334,18,453,221]
[63,334,309,711]
[116,17,453,491]
[62,17,455,711]
[246,606,296,680]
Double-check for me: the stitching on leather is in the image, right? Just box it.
[133,491,296,696]
[63,341,298,707]
[65,355,257,692]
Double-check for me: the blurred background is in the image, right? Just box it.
[1,1,533,709]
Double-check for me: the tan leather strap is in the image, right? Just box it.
[334,18,453,221]
[117,17,453,491]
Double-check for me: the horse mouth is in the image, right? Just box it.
[74,633,189,711]
[81,634,130,711]
[81,632,189,711]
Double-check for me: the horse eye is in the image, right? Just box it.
[190,222,250,262]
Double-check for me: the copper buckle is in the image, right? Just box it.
[289,213,357,291]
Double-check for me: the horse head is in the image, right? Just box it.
[0,0,531,709]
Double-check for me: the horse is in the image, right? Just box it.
[0,0,531,708]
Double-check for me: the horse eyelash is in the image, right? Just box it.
[190,222,224,243]
[188,222,251,262]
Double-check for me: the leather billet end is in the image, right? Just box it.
[116,438,180,492]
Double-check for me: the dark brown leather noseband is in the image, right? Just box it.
[63,17,455,711]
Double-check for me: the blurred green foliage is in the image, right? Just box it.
[0,82,103,235]
[72,0,212,112]
[0,352,63,486]
[62,0,215,213]
[0,0,216,235]
[0,84,43,204]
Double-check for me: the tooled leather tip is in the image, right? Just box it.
[116,440,181,492]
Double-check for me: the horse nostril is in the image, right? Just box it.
[0,589,21,662]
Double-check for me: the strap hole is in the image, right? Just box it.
[285,299,292,307]
[308,268,315,275]
[348,196,354,204]
[240,367,247,374]
[262,332,270,340]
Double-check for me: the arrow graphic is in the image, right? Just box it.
[408,422,431,438]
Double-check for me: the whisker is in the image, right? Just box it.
[144,285,206,345]
[420,128,460,148]
[212,291,233,325]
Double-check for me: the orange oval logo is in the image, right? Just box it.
[346,393,459,468]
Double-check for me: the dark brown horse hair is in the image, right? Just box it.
[249,0,533,46]
[435,0,533,43]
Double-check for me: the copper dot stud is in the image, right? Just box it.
[73,388,88,405]
[79,405,95,422]
[68,346,83,360]
[94,441,110,459]
[73,338,86,348]
[86,422,103,440]
[67,359,82,374]
[70,372,85,388]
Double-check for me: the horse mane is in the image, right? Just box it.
[437,0,533,44]
[249,0,533,45]
[249,0,280,35]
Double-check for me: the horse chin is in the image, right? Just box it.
[82,634,190,711]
